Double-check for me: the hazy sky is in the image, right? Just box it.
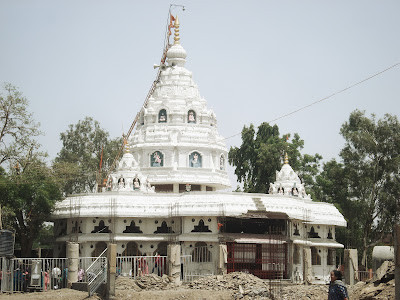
[1,0,399,187]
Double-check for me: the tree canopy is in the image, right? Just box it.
[315,110,400,267]
[0,83,43,169]
[0,160,62,257]
[228,122,322,194]
[54,117,122,194]
[0,83,63,256]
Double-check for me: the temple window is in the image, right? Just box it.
[293,244,300,264]
[122,242,142,256]
[91,220,111,233]
[71,220,82,234]
[308,226,321,238]
[123,220,143,233]
[293,223,300,236]
[191,219,212,233]
[151,151,164,167]
[154,242,168,256]
[311,247,321,265]
[92,241,107,257]
[192,242,212,262]
[189,151,202,168]
[154,221,174,234]
[188,110,196,123]
[220,155,225,170]
[327,228,333,239]
[327,249,336,265]
[291,187,299,196]
[158,109,167,123]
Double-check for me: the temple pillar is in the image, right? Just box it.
[344,249,358,285]
[303,247,312,284]
[218,244,227,274]
[66,242,79,288]
[167,244,181,284]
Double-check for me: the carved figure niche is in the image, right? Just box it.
[191,219,212,232]
[308,226,320,238]
[91,220,111,233]
[123,221,143,233]
[158,109,167,123]
[188,110,196,123]
[189,152,202,168]
[154,221,174,234]
[151,151,164,167]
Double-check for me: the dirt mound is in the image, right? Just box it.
[116,274,176,291]
[281,284,329,300]
[187,272,274,299]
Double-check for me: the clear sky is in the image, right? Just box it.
[1,0,399,187]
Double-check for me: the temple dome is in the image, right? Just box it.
[269,155,310,199]
[166,44,187,67]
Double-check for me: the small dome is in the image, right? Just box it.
[167,44,187,67]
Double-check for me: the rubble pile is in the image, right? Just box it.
[187,272,274,299]
[349,261,395,300]
[281,284,328,300]
[117,274,176,291]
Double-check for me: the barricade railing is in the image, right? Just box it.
[0,257,68,293]
[86,249,107,296]
[358,270,374,282]
[116,255,167,278]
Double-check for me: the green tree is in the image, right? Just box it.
[0,83,43,169]
[229,122,322,194]
[340,110,400,267]
[316,110,400,267]
[55,117,122,194]
[0,160,63,257]
[314,159,364,255]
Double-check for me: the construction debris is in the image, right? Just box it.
[116,274,176,291]
[349,261,395,300]
[188,272,275,299]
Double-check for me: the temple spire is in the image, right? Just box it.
[284,152,289,164]
[173,15,180,45]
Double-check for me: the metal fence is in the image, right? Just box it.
[116,255,167,278]
[1,253,203,293]
[358,270,374,282]
[1,257,68,292]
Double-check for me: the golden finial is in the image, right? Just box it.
[173,14,180,45]
[284,153,289,164]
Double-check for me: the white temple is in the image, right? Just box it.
[52,16,346,283]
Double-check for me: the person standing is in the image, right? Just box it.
[328,270,349,300]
